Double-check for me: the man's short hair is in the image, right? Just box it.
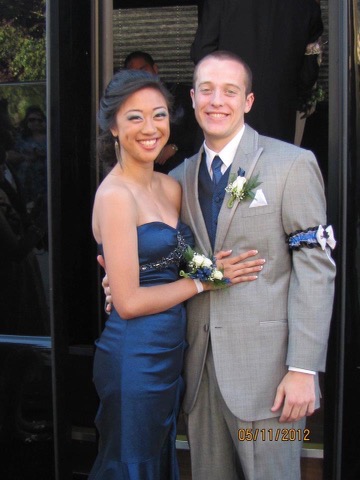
[193,50,253,95]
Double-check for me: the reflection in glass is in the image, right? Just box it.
[0,339,54,479]
[0,85,49,336]
[0,3,53,478]
[0,0,49,337]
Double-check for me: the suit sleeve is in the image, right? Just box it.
[281,151,336,372]
[190,0,222,63]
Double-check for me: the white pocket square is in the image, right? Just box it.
[249,189,268,208]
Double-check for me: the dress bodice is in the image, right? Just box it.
[99,220,193,286]
[137,221,193,285]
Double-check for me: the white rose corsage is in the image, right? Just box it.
[225,172,262,208]
[179,246,230,288]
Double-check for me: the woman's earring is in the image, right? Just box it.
[114,138,121,165]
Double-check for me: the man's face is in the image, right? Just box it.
[190,58,254,152]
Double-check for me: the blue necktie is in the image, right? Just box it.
[212,155,223,185]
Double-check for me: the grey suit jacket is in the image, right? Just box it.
[171,125,336,421]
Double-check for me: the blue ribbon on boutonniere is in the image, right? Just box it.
[237,167,246,177]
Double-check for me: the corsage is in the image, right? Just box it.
[179,246,230,288]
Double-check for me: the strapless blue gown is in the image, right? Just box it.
[89,221,193,480]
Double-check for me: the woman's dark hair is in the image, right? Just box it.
[18,105,46,139]
[98,69,173,166]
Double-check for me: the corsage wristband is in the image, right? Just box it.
[193,278,204,294]
[179,246,230,288]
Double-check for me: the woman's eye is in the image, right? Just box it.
[155,111,168,119]
[128,115,142,121]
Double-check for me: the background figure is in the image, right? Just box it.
[10,105,48,240]
[0,101,48,336]
[124,51,199,173]
[0,145,48,336]
[190,0,323,144]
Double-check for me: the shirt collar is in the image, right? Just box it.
[204,125,245,173]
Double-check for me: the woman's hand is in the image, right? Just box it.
[215,249,265,284]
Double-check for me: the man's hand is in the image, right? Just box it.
[271,371,316,423]
[97,255,112,313]
[215,249,265,284]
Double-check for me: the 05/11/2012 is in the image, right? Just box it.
[237,428,311,442]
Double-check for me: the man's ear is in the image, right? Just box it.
[190,88,195,109]
[153,63,159,75]
[244,92,255,114]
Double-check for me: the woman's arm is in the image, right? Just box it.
[93,185,209,320]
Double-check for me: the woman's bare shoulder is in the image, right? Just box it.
[155,171,181,194]
[92,176,137,242]
[95,175,134,206]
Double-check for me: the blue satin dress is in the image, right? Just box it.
[89,221,193,480]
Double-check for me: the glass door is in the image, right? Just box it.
[0,1,54,478]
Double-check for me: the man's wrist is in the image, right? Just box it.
[288,366,316,375]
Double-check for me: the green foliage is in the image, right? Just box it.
[0,0,46,82]
[10,36,46,81]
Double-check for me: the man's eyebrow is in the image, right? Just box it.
[223,83,241,90]
[198,81,241,90]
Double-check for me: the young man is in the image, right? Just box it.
[171,50,335,480]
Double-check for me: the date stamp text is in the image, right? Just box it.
[237,428,311,442]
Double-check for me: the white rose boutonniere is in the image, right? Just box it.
[225,171,262,208]
[179,246,230,288]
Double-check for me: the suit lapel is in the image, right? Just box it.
[215,125,264,252]
[182,147,212,254]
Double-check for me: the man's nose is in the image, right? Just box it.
[211,89,224,106]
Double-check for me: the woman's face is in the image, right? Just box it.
[27,113,46,134]
[110,87,170,165]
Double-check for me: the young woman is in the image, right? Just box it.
[90,69,263,479]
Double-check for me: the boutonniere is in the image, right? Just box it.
[225,168,262,208]
[179,246,230,288]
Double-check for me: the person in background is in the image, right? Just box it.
[0,100,47,337]
[12,106,47,204]
[190,0,324,144]
[9,105,48,244]
[123,50,199,173]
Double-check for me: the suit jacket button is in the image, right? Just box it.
[204,324,209,332]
